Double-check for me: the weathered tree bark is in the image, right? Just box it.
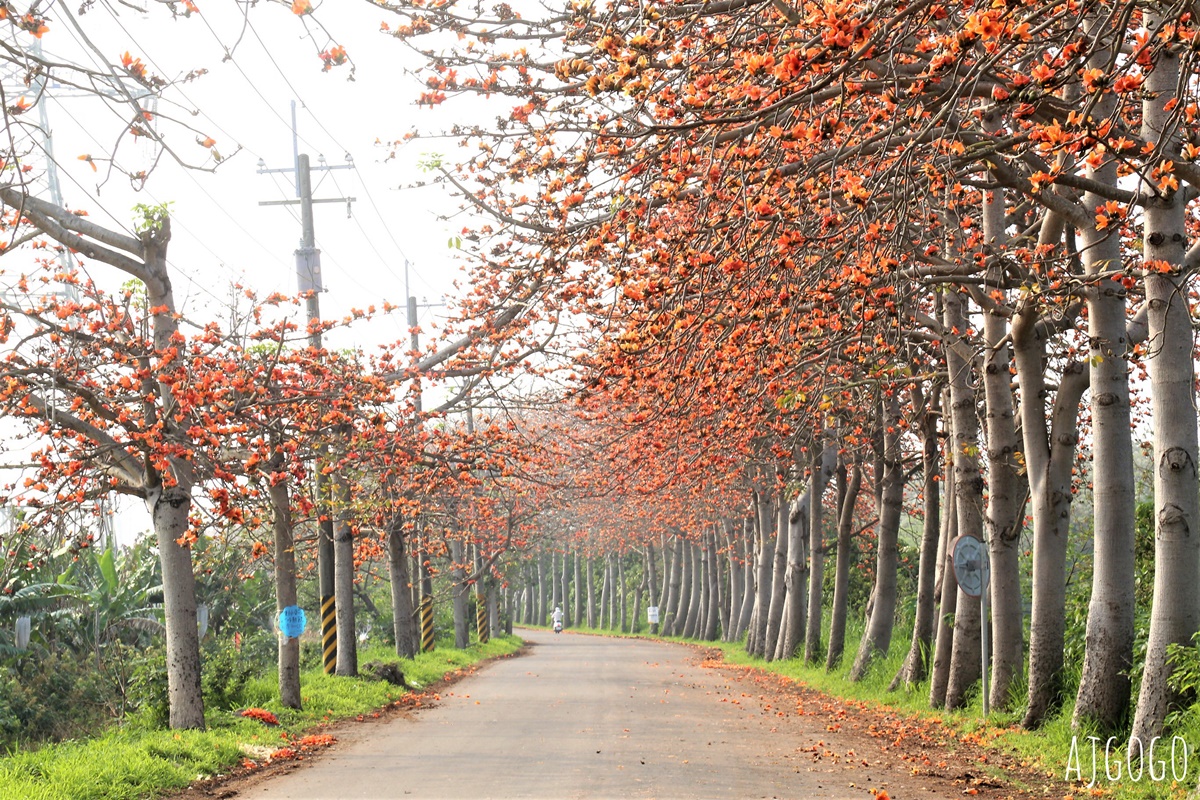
[645,543,659,634]
[631,555,645,634]
[561,550,572,628]
[617,553,628,633]
[1131,31,1200,746]
[684,542,704,638]
[929,471,960,708]
[657,535,671,614]
[1015,310,1088,724]
[149,483,205,728]
[891,389,942,691]
[673,539,691,634]
[804,442,837,663]
[451,539,469,648]
[978,161,1026,712]
[737,520,756,641]
[386,512,419,660]
[748,493,776,656]
[1070,22,1139,734]
[598,554,610,629]
[762,496,790,661]
[540,551,552,626]
[773,600,790,661]
[586,556,597,628]
[266,453,302,709]
[827,462,863,671]
[573,550,583,629]
[333,476,358,675]
[722,522,741,641]
[550,550,562,621]
[525,564,536,625]
[851,395,904,681]
[943,283,986,708]
[706,531,722,641]
[781,460,814,661]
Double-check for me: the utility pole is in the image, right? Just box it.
[404,260,444,649]
[258,111,355,674]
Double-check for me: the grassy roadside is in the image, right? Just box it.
[550,623,1189,800]
[0,635,522,800]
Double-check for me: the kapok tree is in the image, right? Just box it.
[0,192,211,727]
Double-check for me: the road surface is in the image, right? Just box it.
[245,630,965,799]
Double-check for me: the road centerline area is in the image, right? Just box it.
[246,631,951,799]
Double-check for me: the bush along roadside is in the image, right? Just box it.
[0,635,522,800]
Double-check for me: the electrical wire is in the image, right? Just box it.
[241,14,442,299]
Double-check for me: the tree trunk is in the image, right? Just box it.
[538,552,550,626]
[598,555,610,629]
[586,556,597,628]
[675,540,693,635]
[645,543,659,634]
[618,554,628,633]
[573,550,583,629]
[804,442,837,663]
[657,535,671,614]
[723,522,741,642]
[387,514,418,660]
[929,472,960,708]
[943,285,985,709]
[705,527,724,642]
[762,495,789,660]
[684,542,704,638]
[780,479,812,661]
[979,155,1025,712]
[1016,314,1088,724]
[631,556,644,634]
[451,539,469,648]
[1071,21,1139,733]
[550,550,561,621]
[891,393,942,691]
[524,564,536,625]
[851,395,904,681]
[561,550,572,629]
[748,494,776,656]
[737,520,756,641]
[267,463,302,710]
[1131,32,1200,746]
[148,483,205,729]
[333,476,357,676]
[827,463,863,671]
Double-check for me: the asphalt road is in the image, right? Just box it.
[247,630,922,799]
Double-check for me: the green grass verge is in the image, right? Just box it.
[0,635,521,800]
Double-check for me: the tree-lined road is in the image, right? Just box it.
[249,632,953,799]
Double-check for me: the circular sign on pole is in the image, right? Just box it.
[951,535,990,599]
[278,606,307,641]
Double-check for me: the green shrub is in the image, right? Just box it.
[0,652,115,750]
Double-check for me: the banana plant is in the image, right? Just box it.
[38,544,165,667]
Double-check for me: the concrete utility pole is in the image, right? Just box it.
[258,119,355,674]
[404,266,444,648]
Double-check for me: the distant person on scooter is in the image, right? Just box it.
[552,606,564,633]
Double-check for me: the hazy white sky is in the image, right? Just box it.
[12,0,497,349]
[2,0,512,543]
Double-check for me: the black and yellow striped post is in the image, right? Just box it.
[420,594,435,652]
[321,594,337,674]
[476,593,489,644]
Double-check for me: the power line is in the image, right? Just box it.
[240,14,438,299]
